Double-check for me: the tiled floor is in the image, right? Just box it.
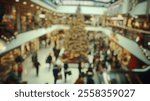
[22,41,99,84]
[21,41,128,84]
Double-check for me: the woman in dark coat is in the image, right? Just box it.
[46,53,52,70]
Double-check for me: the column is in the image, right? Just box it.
[16,6,21,33]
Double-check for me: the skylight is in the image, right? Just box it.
[41,0,118,7]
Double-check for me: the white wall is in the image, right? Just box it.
[130,1,147,15]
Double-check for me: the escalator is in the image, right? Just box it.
[96,67,150,84]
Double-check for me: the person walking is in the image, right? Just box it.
[46,53,52,70]
[53,64,61,84]
[32,51,38,65]
[53,46,60,61]
[86,66,94,84]
[34,60,40,77]
[17,63,23,80]
[78,61,82,75]
[64,62,68,82]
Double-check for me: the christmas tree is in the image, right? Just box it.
[63,6,89,62]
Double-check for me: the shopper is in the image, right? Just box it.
[34,60,40,77]
[86,66,94,77]
[75,74,84,84]
[86,66,94,84]
[53,64,61,84]
[86,77,95,84]
[64,62,69,82]
[32,51,38,65]
[17,63,23,80]
[53,46,60,60]
[5,64,20,84]
[15,54,24,63]
[78,61,82,75]
[46,53,52,70]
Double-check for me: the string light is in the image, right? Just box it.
[31,4,34,7]
[23,1,27,5]
[15,0,19,2]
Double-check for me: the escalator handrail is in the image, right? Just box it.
[132,65,150,72]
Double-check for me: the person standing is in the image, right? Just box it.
[34,60,40,77]
[53,64,61,84]
[46,53,52,70]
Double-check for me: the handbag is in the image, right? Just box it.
[67,71,72,75]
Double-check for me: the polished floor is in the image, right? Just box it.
[21,41,101,84]
[21,40,129,84]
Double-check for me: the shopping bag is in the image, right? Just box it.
[67,71,72,75]
[58,73,62,80]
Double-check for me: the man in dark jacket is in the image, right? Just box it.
[78,61,82,75]
[34,60,40,77]
[53,64,61,84]
[53,46,60,60]
[32,52,38,64]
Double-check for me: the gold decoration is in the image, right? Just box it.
[63,6,89,62]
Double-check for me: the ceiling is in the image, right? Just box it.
[42,0,119,7]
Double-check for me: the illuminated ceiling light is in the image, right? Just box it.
[118,14,123,18]
[27,12,31,16]
[36,6,39,9]
[39,14,45,18]
[30,4,34,7]
[16,0,19,2]
[23,1,27,5]
[12,9,16,13]
[12,7,16,13]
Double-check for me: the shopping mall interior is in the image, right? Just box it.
[0,0,150,84]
